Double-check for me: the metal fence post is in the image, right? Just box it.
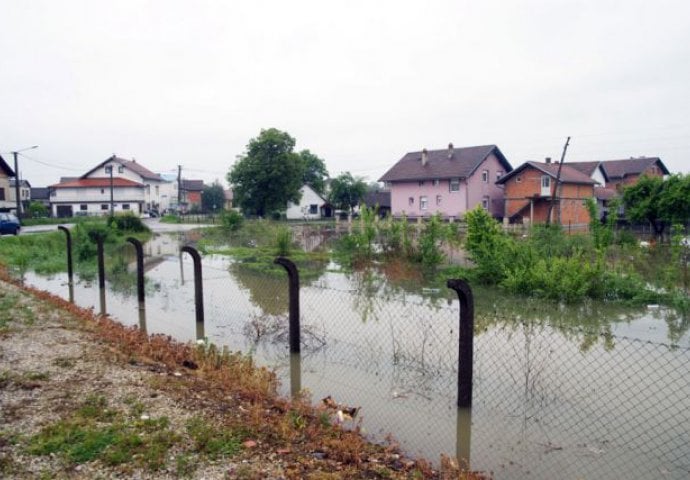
[57,226,74,302]
[447,278,474,408]
[181,246,205,340]
[126,237,147,332]
[274,257,300,354]
[95,234,106,315]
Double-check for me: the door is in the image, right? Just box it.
[56,205,73,218]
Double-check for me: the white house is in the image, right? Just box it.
[286,185,330,220]
[0,155,16,212]
[49,156,173,217]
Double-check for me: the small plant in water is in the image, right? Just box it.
[275,227,292,256]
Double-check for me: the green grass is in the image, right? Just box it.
[185,417,244,458]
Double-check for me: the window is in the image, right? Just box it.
[50,189,56,197]
[516,176,522,183]
[409,197,414,206]
[418,180,425,187]
[482,197,489,210]
[101,189,105,194]
[496,171,503,180]
[122,204,130,210]
[541,176,551,188]
[309,204,318,215]
[0,188,4,201]
[80,204,87,211]
[118,166,124,173]
[101,204,109,210]
[482,170,489,183]
[436,195,442,206]
[155,185,159,195]
[433,179,440,187]
[450,179,460,192]
[420,196,428,210]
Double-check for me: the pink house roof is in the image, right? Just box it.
[497,161,597,185]
[379,144,512,182]
[50,177,145,188]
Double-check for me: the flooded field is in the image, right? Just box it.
[22,229,690,479]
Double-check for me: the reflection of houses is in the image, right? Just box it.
[0,155,16,212]
[497,159,596,226]
[286,184,332,220]
[49,156,171,217]
[379,144,512,219]
[363,190,391,218]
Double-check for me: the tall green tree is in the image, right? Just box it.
[298,149,329,195]
[658,174,690,225]
[328,172,367,213]
[201,181,226,212]
[623,175,666,236]
[227,129,304,217]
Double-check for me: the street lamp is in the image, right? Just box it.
[105,165,114,216]
[10,145,38,218]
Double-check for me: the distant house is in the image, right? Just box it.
[496,160,597,226]
[9,179,31,213]
[286,185,331,220]
[224,189,234,210]
[49,156,172,217]
[30,187,51,209]
[362,190,392,218]
[597,157,669,191]
[0,155,16,212]
[379,144,512,219]
[181,179,204,211]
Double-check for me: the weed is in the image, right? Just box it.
[186,417,242,458]
[175,453,196,478]
[52,357,76,368]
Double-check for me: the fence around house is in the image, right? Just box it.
[33,228,690,479]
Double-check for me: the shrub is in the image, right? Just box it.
[220,210,244,231]
[107,214,148,233]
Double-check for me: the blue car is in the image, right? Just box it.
[0,213,21,235]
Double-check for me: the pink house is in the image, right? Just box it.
[379,144,513,219]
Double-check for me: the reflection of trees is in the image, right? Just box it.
[230,265,289,316]
[662,309,689,345]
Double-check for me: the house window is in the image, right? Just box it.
[122,204,130,210]
[450,178,460,192]
[516,176,522,183]
[496,171,503,181]
[409,197,414,206]
[436,195,442,206]
[482,197,490,210]
[418,180,425,187]
[50,190,56,197]
[433,179,440,187]
[101,204,109,210]
[541,176,551,188]
[0,188,4,200]
[101,189,105,194]
[482,170,489,183]
[118,166,124,173]
[80,204,87,211]
[420,196,428,210]
[309,204,318,214]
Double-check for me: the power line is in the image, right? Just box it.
[17,153,84,172]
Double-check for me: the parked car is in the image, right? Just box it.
[0,213,21,235]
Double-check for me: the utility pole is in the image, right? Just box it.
[107,165,115,216]
[177,165,182,209]
[546,137,571,225]
[9,145,38,218]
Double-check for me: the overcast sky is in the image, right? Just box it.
[2,0,689,188]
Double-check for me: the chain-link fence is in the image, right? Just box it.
[21,235,690,479]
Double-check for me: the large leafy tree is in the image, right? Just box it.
[328,172,367,213]
[621,174,686,237]
[298,149,329,195]
[201,181,226,212]
[227,129,304,217]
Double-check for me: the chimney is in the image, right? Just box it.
[545,157,551,164]
[448,143,454,158]
[421,148,428,166]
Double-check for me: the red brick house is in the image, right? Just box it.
[496,160,597,227]
[596,157,669,191]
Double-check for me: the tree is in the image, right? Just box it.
[227,129,304,217]
[201,181,226,213]
[623,174,690,237]
[298,149,329,195]
[328,172,367,213]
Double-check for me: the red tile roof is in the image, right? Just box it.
[50,177,145,188]
[379,145,512,182]
[497,161,597,185]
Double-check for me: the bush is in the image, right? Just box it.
[220,210,244,231]
[107,214,148,233]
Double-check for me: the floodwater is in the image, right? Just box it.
[23,230,690,479]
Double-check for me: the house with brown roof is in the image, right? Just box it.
[379,144,512,219]
[49,156,173,217]
[0,155,17,212]
[180,179,204,211]
[496,160,597,227]
[597,157,669,191]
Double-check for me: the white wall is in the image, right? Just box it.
[286,185,325,220]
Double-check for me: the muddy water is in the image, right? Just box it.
[23,231,690,479]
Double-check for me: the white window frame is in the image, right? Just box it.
[420,196,428,210]
[482,197,489,210]
[450,178,460,192]
[482,170,489,183]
